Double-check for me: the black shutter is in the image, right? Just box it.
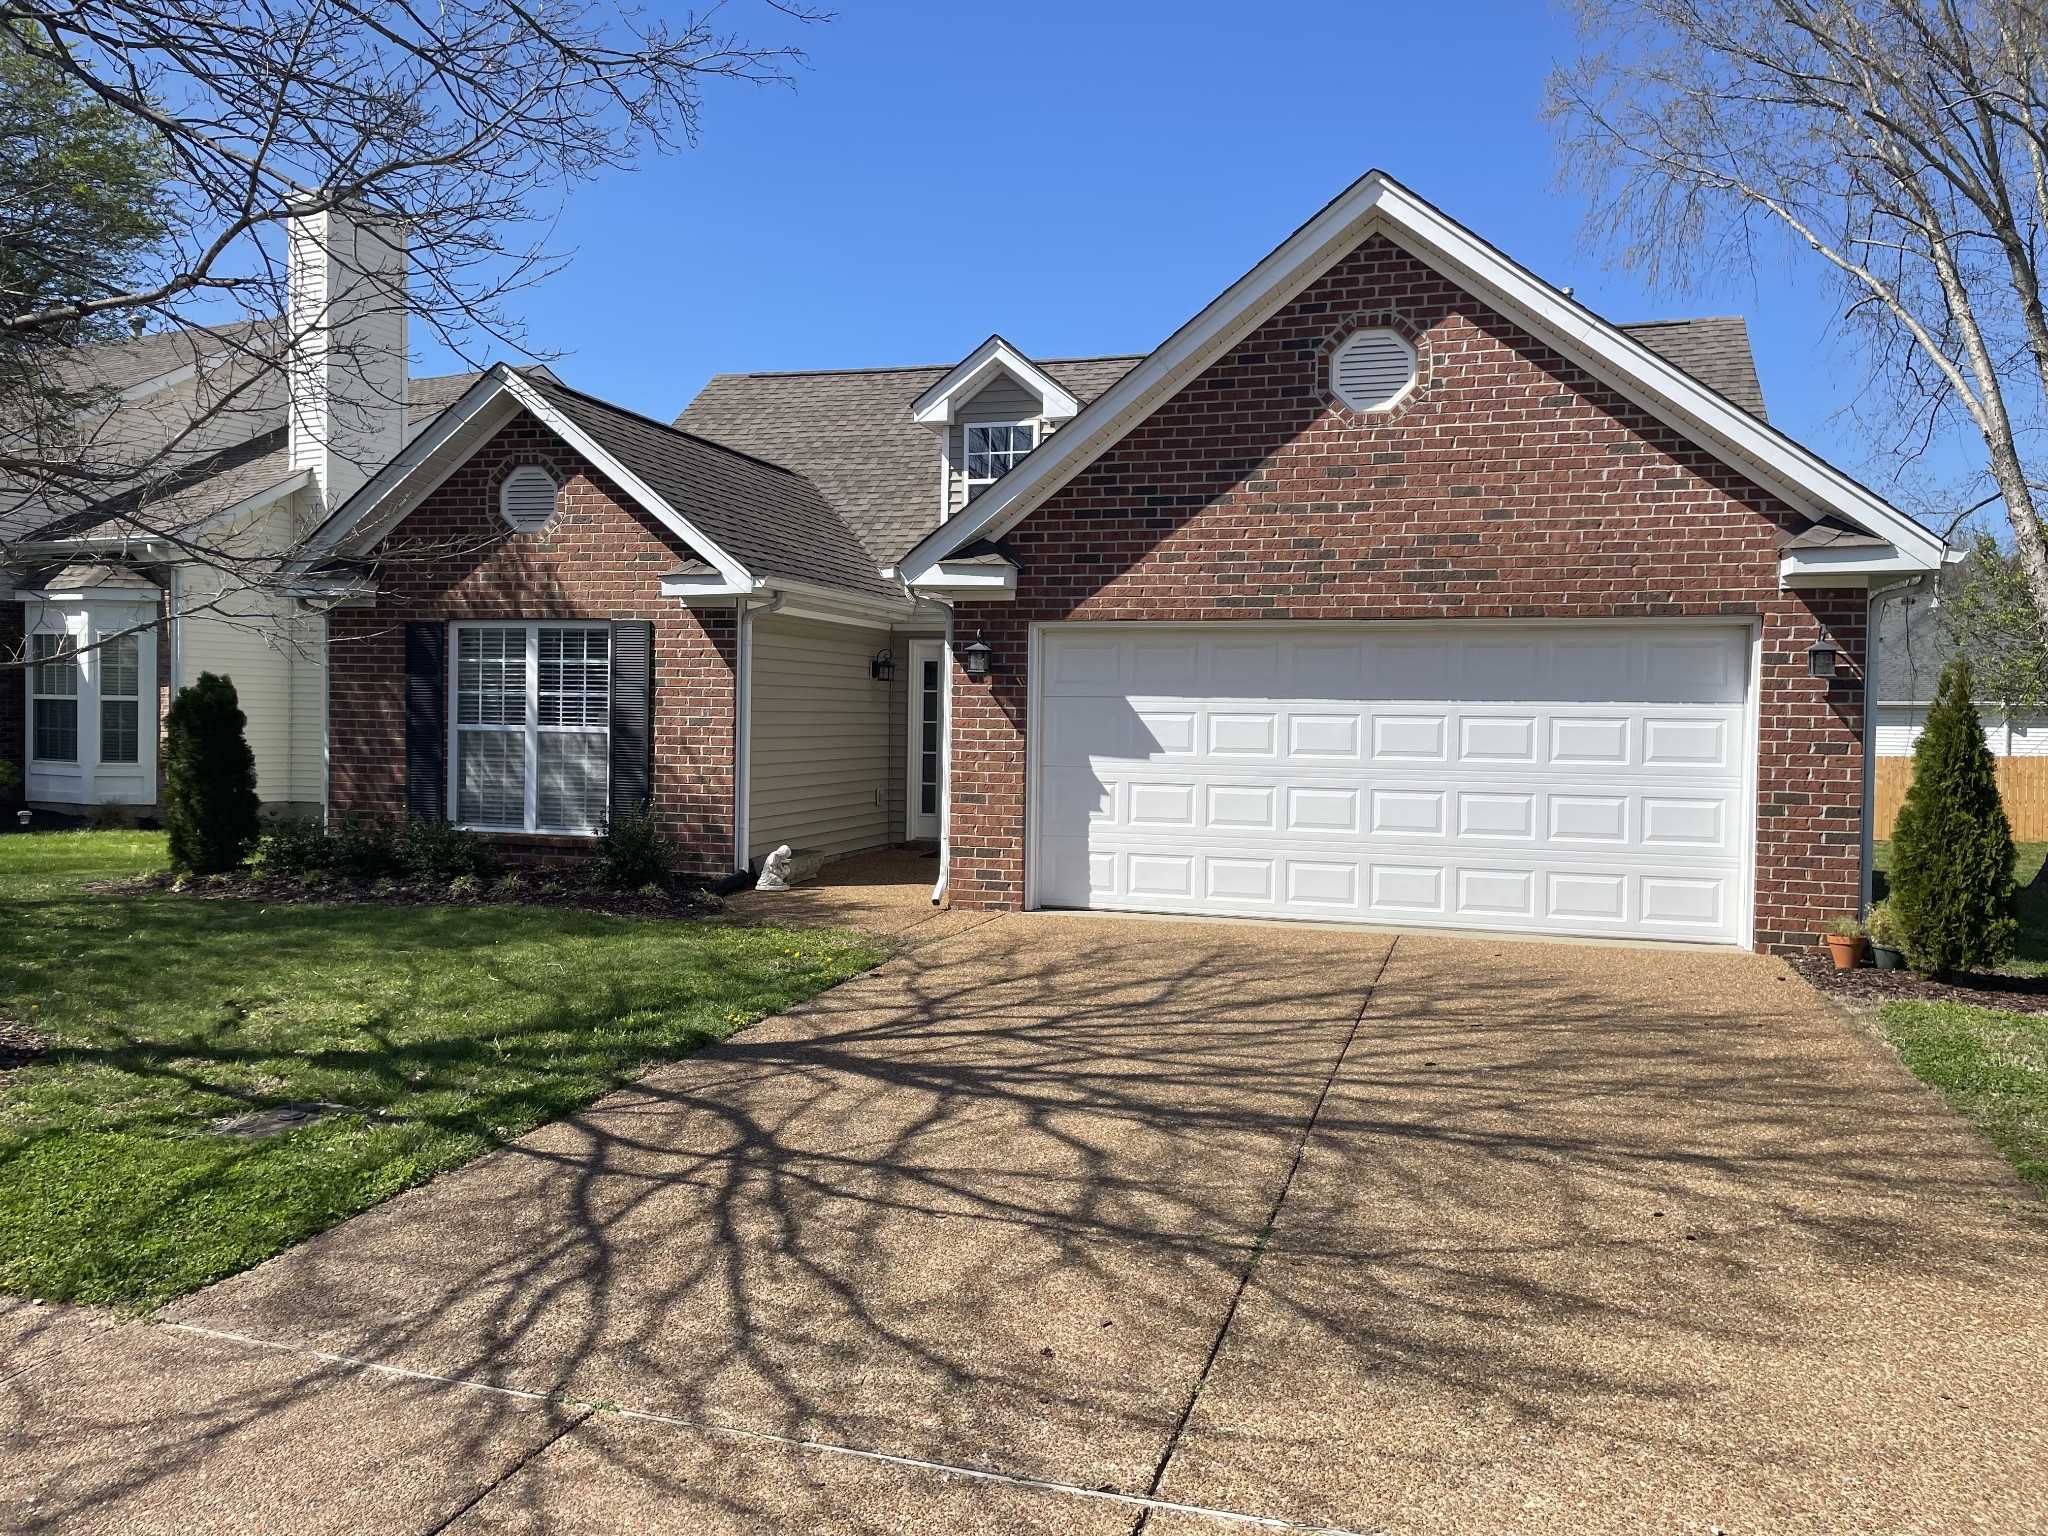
[404,621,445,822]
[610,621,654,822]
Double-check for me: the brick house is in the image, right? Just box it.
[307,171,1944,950]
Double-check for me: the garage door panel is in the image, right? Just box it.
[1035,625,1751,943]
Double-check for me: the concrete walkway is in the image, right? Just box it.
[6,857,2048,1534]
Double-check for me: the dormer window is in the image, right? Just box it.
[964,422,1035,500]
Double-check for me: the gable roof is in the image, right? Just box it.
[676,355,1141,566]
[909,335,1083,424]
[306,365,894,602]
[1615,317,1766,420]
[894,170,1942,586]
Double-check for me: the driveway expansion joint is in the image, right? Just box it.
[156,1319,1383,1536]
[1130,936,1400,1535]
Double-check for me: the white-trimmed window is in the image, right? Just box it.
[963,422,1035,500]
[30,633,79,762]
[99,633,141,765]
[1329,329,1418,413]
[451,623,610,834]
[499,466,561,532]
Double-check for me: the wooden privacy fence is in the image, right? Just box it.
[1873,757,2048,840]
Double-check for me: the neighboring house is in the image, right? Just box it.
[1874,563,2048,756]
[0,209,493,819]
[305,171,1942,953]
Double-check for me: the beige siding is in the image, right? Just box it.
[173,494,325,809]
[945,375,1052,518]
[749,615,891,859]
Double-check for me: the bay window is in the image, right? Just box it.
[30,633,79,762]
[98,633,141,764]
[452,623,610,834]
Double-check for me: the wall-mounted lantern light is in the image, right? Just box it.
[869,649,896,682]
[1807,630,1841,680]
[958,634,994,680]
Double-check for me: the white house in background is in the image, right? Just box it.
[2,207,498,817]
[1874,561,2048,756]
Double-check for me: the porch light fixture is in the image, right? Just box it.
[1806,630,1841,680]
[15,810,29,829]
[869,649,896,682]
[958,634,994,680]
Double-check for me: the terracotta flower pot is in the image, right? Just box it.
[1825,934,1868,971]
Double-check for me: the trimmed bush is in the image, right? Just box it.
[163,673,260,874]
[1890,659,2019,977]
[591,801,672,890]
[396,818,499,884]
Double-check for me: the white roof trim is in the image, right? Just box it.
[900,171,1944,587]
[910,335,1081,426]
[301,364,755,589]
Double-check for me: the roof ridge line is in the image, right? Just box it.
[521,369,812,481]
[702,352,1149,382]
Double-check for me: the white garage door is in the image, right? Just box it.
[1032,624,1753,944]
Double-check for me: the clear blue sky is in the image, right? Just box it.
[421,0,1963,511]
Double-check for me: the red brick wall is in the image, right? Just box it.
[946,234,1869,952]
[327,411,738,875]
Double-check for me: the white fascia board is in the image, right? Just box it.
[898,183,1395,579]
[662,571,759,603]
[300,365,757,593]
[899,170,1944,582]
[910,336,1082,426]
[495,371,754,589]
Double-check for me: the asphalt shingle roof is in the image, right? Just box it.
[676,356,1142,567]
[522,373,891,600]
[677,322,1768,570]
[1618,317,1769,420]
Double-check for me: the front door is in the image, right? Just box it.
[906,639,944,840]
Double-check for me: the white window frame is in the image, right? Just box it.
[447,621,611,836]
[962,420,1037,501]
[28,630,80,764]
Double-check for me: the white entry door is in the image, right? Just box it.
[1032,623,1753,944]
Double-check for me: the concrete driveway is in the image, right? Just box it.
[7,855,2048,1534]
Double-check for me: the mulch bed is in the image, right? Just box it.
[89,871,731,922]
[1794,948,2048,1015]
[0,1020,49,1073]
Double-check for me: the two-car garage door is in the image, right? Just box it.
[1032,624,1754,944]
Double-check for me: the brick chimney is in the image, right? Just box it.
[286,202,408,511]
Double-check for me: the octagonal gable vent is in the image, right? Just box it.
[499,465,560,532]
[1330,329,1417,413]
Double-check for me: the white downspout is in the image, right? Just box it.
[732,590,782,874]
[931,606,955,906]
[1864,572,1931,911]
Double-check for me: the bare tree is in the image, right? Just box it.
[1548,0,2048,641]
[0,0,809,587]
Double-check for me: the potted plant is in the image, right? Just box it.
[1823,914,1867,970]
[1864,899,1905,970]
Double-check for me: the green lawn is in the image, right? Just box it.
[0,832,881,1309]
[1869,839,2048,1198]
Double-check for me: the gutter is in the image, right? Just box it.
[1864,572,1932,911]
[732,590,785,874]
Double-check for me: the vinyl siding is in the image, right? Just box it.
[945,375,1052,518]
[172,494,325,808]
[748,614,891,859]
[1875,703,2048,757]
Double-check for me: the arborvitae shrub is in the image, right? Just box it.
[163,673,260,874]
[1889,659,2019,977]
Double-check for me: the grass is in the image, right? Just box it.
[1870,1002,2048,1196]
[0,831,881,1309]
[1868,838,2048,1197]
